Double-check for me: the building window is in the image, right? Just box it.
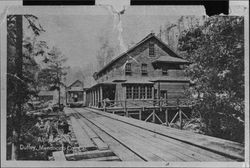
[141,64,148,75]
[133,86,139,99]
[126,85,152,99]
[162,66,168,75]
[149,41,155,57]
[125,63,132,75]
[140,86,146,99]
[146,86,152,99]
[126,86,132,99]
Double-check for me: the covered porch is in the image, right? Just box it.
[85,83,116,108]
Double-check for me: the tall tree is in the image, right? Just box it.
[178,16,244,143]
[37,47,68,105]
[7,15,46,160]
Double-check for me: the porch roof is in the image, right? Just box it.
[122,79,154,84]
[149,76,190,82]
[86,81,116,91]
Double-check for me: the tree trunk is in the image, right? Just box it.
[14,15,23,160]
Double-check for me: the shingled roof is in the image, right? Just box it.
[95,33,186,77]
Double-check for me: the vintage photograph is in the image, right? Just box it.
[0,4,248,166]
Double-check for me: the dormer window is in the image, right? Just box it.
[125,63,132,75]
[141,63,148,75]
[149,41,155,57]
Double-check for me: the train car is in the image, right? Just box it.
[66,80,86,107]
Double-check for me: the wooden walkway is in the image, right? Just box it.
[64,107,244,162]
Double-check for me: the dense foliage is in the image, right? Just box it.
[37,47,68,104]
[7,15,48,159]
[178,16,244,143]
[7,15,68,159]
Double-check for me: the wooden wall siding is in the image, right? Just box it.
[115,83,123,101]
[86,36,190,107]
[167,70,185,77]
[96,37,185,83]
[159,82,189,90]
[156,82,189,99]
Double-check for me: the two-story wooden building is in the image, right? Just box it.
[85,33,190,110]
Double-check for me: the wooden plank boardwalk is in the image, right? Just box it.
[64,108,119,161]
[64,107,244,162]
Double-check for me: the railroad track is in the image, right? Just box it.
[65,107,244,162]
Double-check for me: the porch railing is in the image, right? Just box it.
[98,98,191,111]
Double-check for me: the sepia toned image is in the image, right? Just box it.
[0,3,248,167]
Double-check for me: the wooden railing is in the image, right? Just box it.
[98,98,191,111]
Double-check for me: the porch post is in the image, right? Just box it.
[89,91,91,106]
[91,90,92,106]
[94,89,97,107]
[100,86,103,107]
[86,91,88,106]
[97,87,100,108]
[92,90,94,107]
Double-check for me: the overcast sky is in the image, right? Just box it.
[37,14,183,68]
[12,6,206,70]
[0,3,247,71]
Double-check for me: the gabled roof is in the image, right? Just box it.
[68,79,83,88]
[153,55,189,64]
[95,33,186,77]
